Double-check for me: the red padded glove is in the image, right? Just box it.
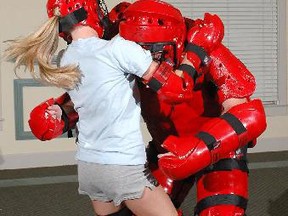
[29,98,65,141]
[159,135,211,180]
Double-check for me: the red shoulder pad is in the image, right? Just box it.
[209,44,256,103]
[187,13,224,53]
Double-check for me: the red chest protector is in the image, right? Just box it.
[138,79,222,149]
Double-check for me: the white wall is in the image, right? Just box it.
[0,0,287,170]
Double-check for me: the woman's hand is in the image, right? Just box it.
[46,104,62,121]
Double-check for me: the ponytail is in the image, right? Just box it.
[4,16,81,90]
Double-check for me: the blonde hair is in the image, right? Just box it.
[4,16,81,90]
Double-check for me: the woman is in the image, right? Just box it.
[4,0,179,215]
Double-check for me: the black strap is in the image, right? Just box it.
[178,64,198,82]
[196,131,217,151]
[220,113,247,135]
[185,43,210,65]
[146,60,174,92]
[194,194,248,215]
[147,78,162,92]
[206,158,249,173]
[67,129,73,138]
[56,103,73,138]
[195,158,249,180]
[59,7,88,33]
[96,0,110,29]
[196,113,247,151]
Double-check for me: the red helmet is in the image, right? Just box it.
[119,0,186,65]
[47,0,105,39]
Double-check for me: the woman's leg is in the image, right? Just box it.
[79,161,177,215]
[124,185,178,216]
[91,201,122,215]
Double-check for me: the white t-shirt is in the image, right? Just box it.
[61,35,153,165]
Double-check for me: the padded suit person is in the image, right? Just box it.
[118,1,266,215]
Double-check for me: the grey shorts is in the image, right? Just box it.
[77,160,159,206]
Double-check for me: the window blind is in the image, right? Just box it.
[166,0,279,104]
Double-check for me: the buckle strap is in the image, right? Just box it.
[147,61,174,92]
[178,64,198,82]
[206,158,249,173]
[220,113,247,135]
[196,131,217,151]
[196,112,247,151]
[194,194,248,215]
[59,7,88,33]
[185,43,210,66]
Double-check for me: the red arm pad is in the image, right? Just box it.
[145,61,195,103]
[210,44,256,103]
[158,99,267,180]
[29,98,65,141]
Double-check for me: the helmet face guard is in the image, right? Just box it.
[119,0,186,66]
[139,42,177,64]
[46,0,109,40]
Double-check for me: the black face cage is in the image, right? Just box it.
[138,42,177,65]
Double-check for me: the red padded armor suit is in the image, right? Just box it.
[119,1,267,215]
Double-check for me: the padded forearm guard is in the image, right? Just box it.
[158,99,267,180]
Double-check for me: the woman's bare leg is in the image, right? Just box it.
[124,186,178,216]
[91,200,122,215]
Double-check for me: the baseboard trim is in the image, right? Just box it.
[0,151,76,170]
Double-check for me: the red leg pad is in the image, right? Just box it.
[196,169,248,216]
